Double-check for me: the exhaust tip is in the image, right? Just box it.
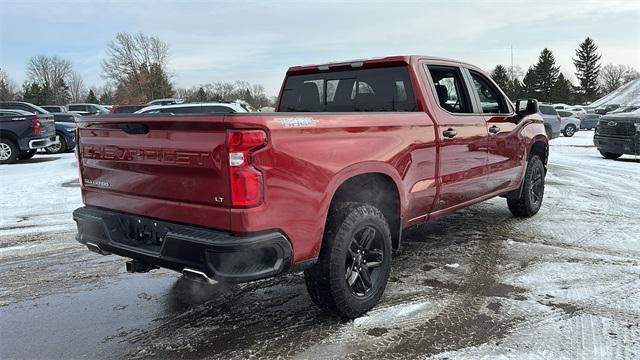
[182,268,216,284]
[86,242,111,256]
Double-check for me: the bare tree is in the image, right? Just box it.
[0,69,19,101]
[26,55,72,104]
[102,32,173,102]
[600,63,640,94]
[68,72,86,103]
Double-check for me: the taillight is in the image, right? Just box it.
[31,118,41,136]
[227,130,267,207]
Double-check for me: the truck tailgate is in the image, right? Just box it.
[77,115,231,229]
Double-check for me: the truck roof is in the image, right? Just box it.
[286,55,479,74]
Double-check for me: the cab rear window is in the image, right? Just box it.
[279,66,417,112]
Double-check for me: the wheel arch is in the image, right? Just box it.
[529,138,548,166]
[0,130,19,144]
[323,163,406,251]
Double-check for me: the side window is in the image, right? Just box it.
[469,71,508,114]
[426,65,472,114]
[539,105,557,115]
[203,106,234,114]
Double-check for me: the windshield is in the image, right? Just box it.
[279,66,417,112]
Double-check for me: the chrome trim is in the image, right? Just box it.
[86,242,111,255]
[29,135,59,149]
[182,268,216,284]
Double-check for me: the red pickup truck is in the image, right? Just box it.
[73,55,548,318]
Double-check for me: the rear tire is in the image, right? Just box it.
[0,139,19,164]
[599,151,622,159]
[45,136,67,154]
[562,124,576,137]
[304,202,392,318]
[19,149,37,159]
[507,155,545,217]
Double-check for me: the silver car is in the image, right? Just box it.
[538,104,562,139]
[557,110,581,137]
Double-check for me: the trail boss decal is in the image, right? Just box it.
[274,117,319,128]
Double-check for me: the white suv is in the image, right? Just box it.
[135,102,249,115]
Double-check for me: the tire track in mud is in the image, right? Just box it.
[339,210,530,359]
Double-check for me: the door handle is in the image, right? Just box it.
[442,128,457,138]
[488,125,500,134]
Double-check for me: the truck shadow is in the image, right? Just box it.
[126,202,530,359]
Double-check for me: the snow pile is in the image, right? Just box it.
[589,79,640,107]
[0,153,82,237]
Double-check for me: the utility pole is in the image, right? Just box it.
[510,45,514,81]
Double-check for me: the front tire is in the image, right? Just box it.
[0,139,19,164]
[599,151,622,159]
[507,155,545,217]
[304,203,392,318]
[563,124,576,137]
[45,136,67,154]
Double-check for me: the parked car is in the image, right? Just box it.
[41,105,67,113]
[594,109,640,159]
[566,106,587,115]
[606,105,640,114]
[67,103,110,116]
[0,101,79,124]
[0,109,58,164]
[579,113,601,130]
[73,55,548,318]
[134,102,248,114]
[553,103,571,110]
[146,98,184,106]
[0,102,78,154]
[557,110,581,137]
[538,104,562,139]
[594,104,620,115]
[109,104,147,114]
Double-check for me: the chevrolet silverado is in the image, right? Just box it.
[73,56,548,318]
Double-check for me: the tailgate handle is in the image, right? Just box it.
[119,123,149,135]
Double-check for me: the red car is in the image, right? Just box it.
[109,104,147,114]
[73,56,548,317]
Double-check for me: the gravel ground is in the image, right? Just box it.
[0,131,639,359]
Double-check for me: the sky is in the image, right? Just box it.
[1,0,639,95]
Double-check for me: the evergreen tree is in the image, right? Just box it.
[551,74,574,103]
[534,48,560,102]
[192,87,207,102]
[22,82,48,105]
[573,37,601,103]
[522,66,539,99]
[86,89,98,103]
[509,77,524,99]
[491,65,510,95]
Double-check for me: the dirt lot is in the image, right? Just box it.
[1,131,639,359]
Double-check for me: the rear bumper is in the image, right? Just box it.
[29,135,59,149]
[73,206,293,283]
[594,135,640,155]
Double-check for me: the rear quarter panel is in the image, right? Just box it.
[228,113,436,263]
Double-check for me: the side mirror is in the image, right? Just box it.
[515,99,538,116]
